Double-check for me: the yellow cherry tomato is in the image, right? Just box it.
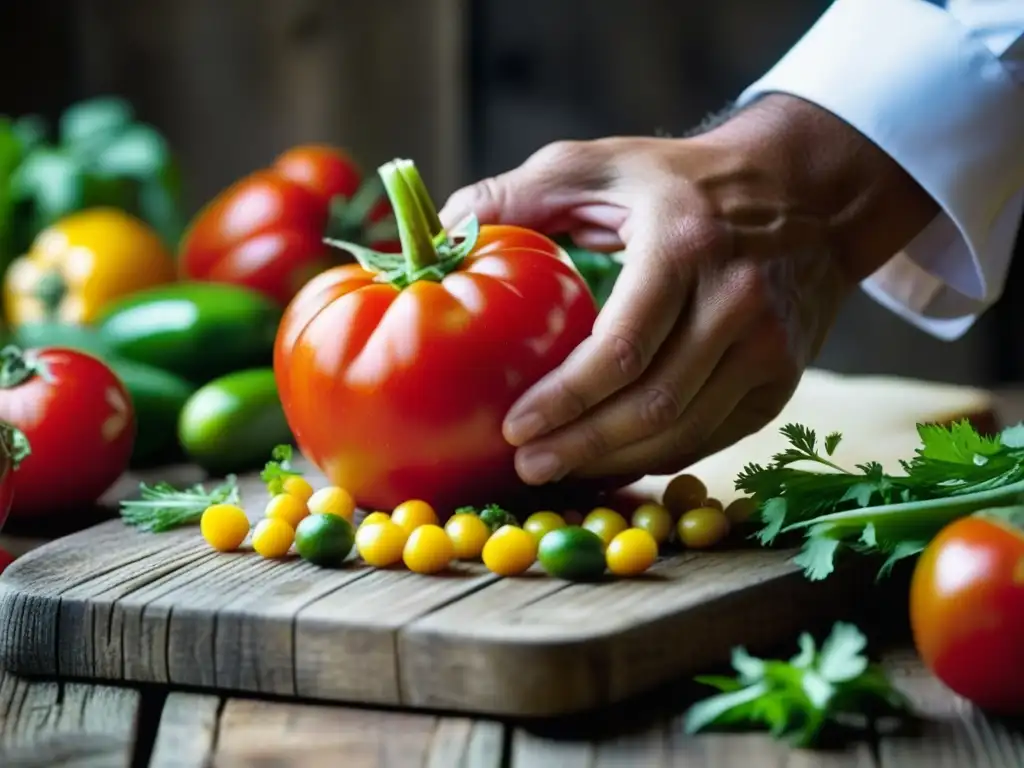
[392,499,439,534]
[252,517,295,558]
[307,485,356,521]
[355,520,408,567]
[281,475,315,505]
[444,513,492,560]
[200,503,250,552]
[4,207,177,326]
[724,497,757,524]
[606,528,659,576]
[582,507,629,548]
[677,507,731,549]
[360,511,392,528]
[523,511,566,543]
[402,524,454,574]
[482,525,538,576]
[662,473,708,518]
[630,503,673,545]
[265,492,309,529]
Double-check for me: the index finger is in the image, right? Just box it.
[502,209,689,447]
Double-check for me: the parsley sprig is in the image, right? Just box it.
[737,420,1024,580]
[683,622,910,747]
[260,444,304,496]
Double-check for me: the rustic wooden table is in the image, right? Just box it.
[1,386,1023,767]
[0,644,1020,767]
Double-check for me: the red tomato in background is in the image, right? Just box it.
[909,513,1024,715]
[274,224,599,514]
[0,347,135,519]
[179,145,397,306]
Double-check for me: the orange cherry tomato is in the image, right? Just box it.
[910,513,1024,715]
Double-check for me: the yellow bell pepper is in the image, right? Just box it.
[3,207,177,326]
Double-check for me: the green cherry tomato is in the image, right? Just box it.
[582,507,629,548]
[537,526,606,581]
[295,512,355,567]
[677,507,731,549]
[630,503,673,545]
[523,510,566,543]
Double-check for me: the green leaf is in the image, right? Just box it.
[260,444,304,496]
[10,148,85,231]
[789,633,816,669]
[816,622,869,683]
[12,114,47,152]
[683,682,770,735]
[90,123,170,180]
[824,431,842,456]
[693,675,745,692]
[1000,423,1024,449]
[731,647,766,682]
[59,96,133,153]
[793,534,842,581]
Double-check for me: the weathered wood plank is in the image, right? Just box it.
[511,724,877,767]
[879,649,1024,768]
[0,669,140,767]
[149,693,221,768]
[209,698,503,768]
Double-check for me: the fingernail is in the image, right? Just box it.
[517,450,564,485]
[504,412,546,446]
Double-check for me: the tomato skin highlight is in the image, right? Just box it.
[179,145,387,306]
[275,226,599,513]
[910,514,1024,715]
[0,347,135,519]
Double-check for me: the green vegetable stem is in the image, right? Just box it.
[738,419,1024,580]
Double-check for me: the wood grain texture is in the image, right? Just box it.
[880,650,1024,768]
[0,370,1001,718]
[148,693,220,768]
[0,669,140,767]
[208,698,503,768]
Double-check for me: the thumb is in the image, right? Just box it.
[438,140,610,230]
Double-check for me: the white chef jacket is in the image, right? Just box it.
[737,0,1024,341]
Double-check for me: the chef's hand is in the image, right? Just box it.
[439,95,938,484]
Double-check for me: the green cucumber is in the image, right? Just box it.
[95,281,282,384]
[178,367,293,475]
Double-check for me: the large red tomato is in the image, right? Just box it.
[0,346,135,519]
[909,511,1024,714]
[274,160,599,514]
[179,145,397,306]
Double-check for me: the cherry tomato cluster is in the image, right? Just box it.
[196,468,753,584]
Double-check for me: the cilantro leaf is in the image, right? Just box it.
[683,622,910,747]
[736,419,1024,580]
[260,444,304,496]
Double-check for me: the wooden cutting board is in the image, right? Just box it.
[0,369,999,718]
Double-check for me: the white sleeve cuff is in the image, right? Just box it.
[736,0,1024,340]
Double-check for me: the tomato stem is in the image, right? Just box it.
[33,270,67,318]
[0,345,50,389]
[323,158,480,288]
[394,159,444,238]
[0,422,30,469]
[379,160,439,273]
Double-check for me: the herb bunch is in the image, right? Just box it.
[736,420,1024,579]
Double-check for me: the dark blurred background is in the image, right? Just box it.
[2,0,1020,388]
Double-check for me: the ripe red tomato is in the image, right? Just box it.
[0,347,135,519]
[179,145,395,306]
[909,513,1024,714]
[274,161,598,513]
